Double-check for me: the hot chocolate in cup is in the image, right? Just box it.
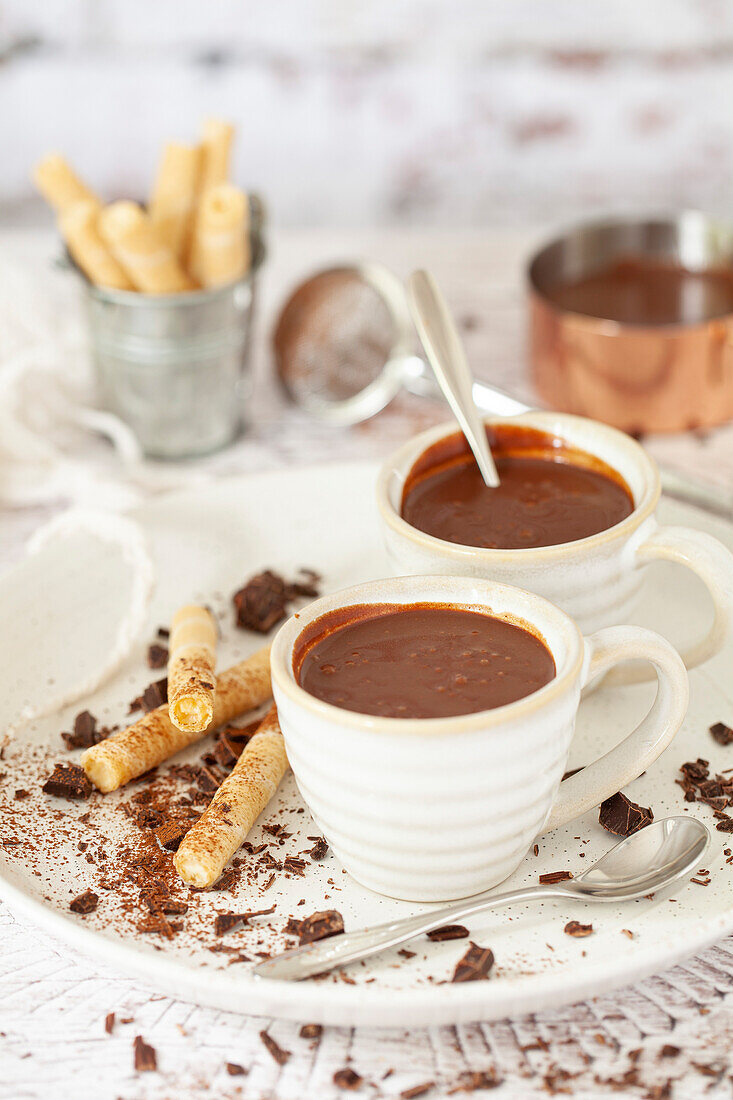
[377,411,733,682]
[270,574,688,902]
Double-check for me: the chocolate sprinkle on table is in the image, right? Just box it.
[539,870,574,884]
[153,820,189,852]
[214,906,276,936]
[133,1035,157,1072]
[104,1012,115,1035]
[333,1067,363,1090]
[599,791,653,836]
[564,920,593,937]
[147,643,169,669]
[401,1085,434,1100]
[427,924,470,941]
[451,942,494,982]
[70,888,98,914]
[42,763,92,800]
[300,1023,323,1040]
[447,1068,502,1092]
[309,836,329,861]
[225,1062,247,1076]
[259,1030,290,1065]
[286,909,344,945]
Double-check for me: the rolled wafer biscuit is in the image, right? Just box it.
[199,117,234,191]
[174,705,288,887]
[149,142,201,260]
[59,201,134,290]
[99,201,196,294]
[168,604,217,733]
[33,153,99,213]
[81,646,271,792]
[191,184,250,288]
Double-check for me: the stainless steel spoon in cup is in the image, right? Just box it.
[253,816,708,982]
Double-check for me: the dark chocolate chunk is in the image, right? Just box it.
[133,1035,157,1072]
[14,789,29,800]
[70,888,98,914]
[136,914,182,938]
[153,820,189,852]
[129,677,168,714]
[659,1045,680,1058]
[564,920,593,937]
[599,791,653,836]
[711,721,733,745]
[426,924,469,941]
[61,710,105,750]
[226,1062,247,1075]
[283,856,307,876]
[716,816,733,832]
[259,1030,290,1065]
[333,1067,362,1089]
[539,870,574,884]
[286,909,344,945]
[309,836,329,861]
[300,1023,323,1040]
[42,763,92,800]
[233,568,321,633]
[681,758,709,780]
[147,643,169,669]
[196,764,225,793]
[104,1012,115,1035]
[451,942,494,982]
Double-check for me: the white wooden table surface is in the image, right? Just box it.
[3,227,733,1099]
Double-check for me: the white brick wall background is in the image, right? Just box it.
[3,0,733,227]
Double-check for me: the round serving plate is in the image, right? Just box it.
[1,462,733,1029]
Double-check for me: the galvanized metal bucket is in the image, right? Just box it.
[75,196,265,459]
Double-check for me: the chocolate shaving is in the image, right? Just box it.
[104,1012,115,1035]
[426,924,469,941]
[333,1068,362,1090]
[710,721,733,745]
[259,1030,290,1065]
[14,789,29,800]
[226,1062,247,1075]
[214,906,276,936]
[564,920,593,937]
[451,942,494,982]
[129,677,168,714]
[147,643,169,669]
[539,870,573,884]
[133,1035,157,1072]
[401,1085,435,1099]
[448,1069,502,1093]
[309,836,329,860]
[153,820,189,852]
[599,791,653,836]
[70,888,98,914]
[42,763,92,800]
[233,568,321,634]
[285,909,344,945]
[300,1023,323,1040]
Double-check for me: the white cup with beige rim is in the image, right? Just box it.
[270,574,688,902]
[376,411,733,683]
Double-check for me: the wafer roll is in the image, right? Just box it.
[81,647,271,792]
[99,201,196,294]
[174,705,288,887]
[191,184,250,288]
[200,118,234,191]
[149,142,201,260]
[33,153,99,213]
[59,201,134,290]
[168,604,217,733]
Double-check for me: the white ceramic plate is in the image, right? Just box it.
[2,463,733,1028]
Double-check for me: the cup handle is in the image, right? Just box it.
[606,524,733,685]
[543,626,688,833]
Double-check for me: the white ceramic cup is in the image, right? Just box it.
[271,574,688,902]
[377,411,733,683]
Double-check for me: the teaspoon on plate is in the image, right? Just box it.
[253,816,708,982]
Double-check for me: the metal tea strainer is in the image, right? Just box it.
[272,260,732,516]
[272,262,526,425]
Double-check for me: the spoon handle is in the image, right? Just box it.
[407,270,500,488]
[253,884,561,982]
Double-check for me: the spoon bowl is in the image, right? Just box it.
[253,817,709,982]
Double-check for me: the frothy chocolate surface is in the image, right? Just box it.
[542,256,733,326]
[295,603,556,719]
[401,425,633,550]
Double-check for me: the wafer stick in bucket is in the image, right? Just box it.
[59,200,134,290]
[174,705,288,887]
[33,153,99,213]
[149,142,201,260]
[191,184,250,288]
[99,201,196,294]
[168,604,217,733]
[199,117,234,191]
[81,647,272,792]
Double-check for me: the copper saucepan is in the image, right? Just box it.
[528,212,733,434]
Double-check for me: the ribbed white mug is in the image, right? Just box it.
[271,575,688,902]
